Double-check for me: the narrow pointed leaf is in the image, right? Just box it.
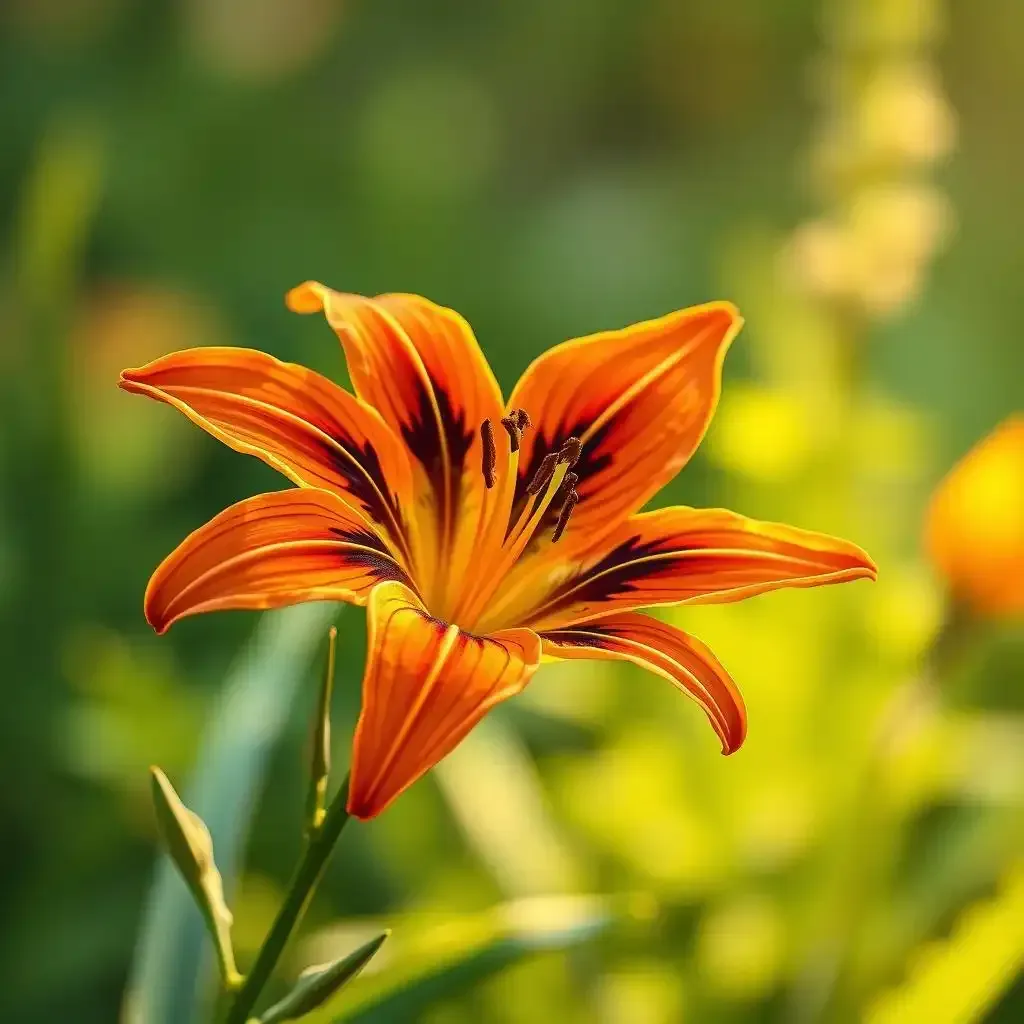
[258,932,390,1023]
[306,626,337,834]
[149,766,241,990]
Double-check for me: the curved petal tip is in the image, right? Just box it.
[285,281,328,314]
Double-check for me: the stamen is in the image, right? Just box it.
[552,487,579,542]
[456,424,581,625]
[460,456,571,627]
[558,436,582,467]
[480,419,497,488]
[526,453,559,495]
[501,415,521,453]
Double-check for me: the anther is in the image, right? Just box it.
[551,488,579,542]
[558,436,582,467]
[515,409,532,431]
[526,453,559,495]
[501,415,522,452]
[480,419,497,488]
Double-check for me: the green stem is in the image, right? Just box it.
[226,775,352,1024]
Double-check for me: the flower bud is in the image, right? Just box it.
[925,416,1024,618]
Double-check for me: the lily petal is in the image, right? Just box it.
[506,301,742,556]
[145,490,409,634]
[495,506,876,633]
[120,347,414,553]
[287,283,505,602]
[541,614,746,754]
[348,582,541,819]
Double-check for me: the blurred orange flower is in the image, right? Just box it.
[925,415,1024,619]
[121,282,876,818]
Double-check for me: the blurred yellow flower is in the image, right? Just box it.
[708,384,815,481]
[925,415,1024,619]
[858,61,955,166]
[787,184,954,318]
[697,894,785,1000]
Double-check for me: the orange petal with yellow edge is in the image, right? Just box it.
[287,283,505,604]
[541,613,746,754]
[119,347,415,552]
[145,489,409,634]
[508,506,876,633]
[348,582,542,819]
[505,301,742,559]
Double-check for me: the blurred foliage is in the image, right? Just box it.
[0,0,1021,1022]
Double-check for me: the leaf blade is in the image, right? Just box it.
[149,766,241,990]
[259,932,390,1024]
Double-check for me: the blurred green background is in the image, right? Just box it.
[1,0,1021,1021]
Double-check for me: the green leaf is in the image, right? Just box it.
[123,603,340,1024]
[149,766,241,990]
[15,115,104,309]
[864,860,1024,1024]
[258,932,390,1024]
[330,895,619,1023]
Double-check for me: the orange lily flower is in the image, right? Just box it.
[121,282,876,819]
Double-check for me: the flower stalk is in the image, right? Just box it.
[225,774,352,1024]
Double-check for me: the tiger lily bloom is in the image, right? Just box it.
[120,282,876,819]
